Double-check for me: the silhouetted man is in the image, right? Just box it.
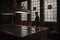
[35,12,39,27]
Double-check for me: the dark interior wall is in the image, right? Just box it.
[0,0,27,12]
[0,15,14,24]
[0,0,27,25]
[0,0,13,12]
[14,14,21,24]
[0,0,13,24]
[40,0,44,26]
[57,0,60,32]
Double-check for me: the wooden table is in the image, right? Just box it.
[0,24,49,40]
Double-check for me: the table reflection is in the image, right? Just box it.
[0,25,46,37]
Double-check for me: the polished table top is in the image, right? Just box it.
[0,24,48,37]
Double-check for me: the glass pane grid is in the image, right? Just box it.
[31,0,40,21]
[44,0,57,22]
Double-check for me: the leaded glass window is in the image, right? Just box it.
[44,0,57,22]
[31,0,40,21]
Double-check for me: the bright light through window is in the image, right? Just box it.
[31,0,40,21]
[44,0,57,22]
[21,1,28,21]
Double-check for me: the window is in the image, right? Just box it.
[44,0,57,22]
[31,0,40,21]
[21,1,28,21]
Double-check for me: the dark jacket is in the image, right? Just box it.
[35,15,39,27]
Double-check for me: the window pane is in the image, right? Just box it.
[31,0,40,21]
[21,1,28,21]
[44,0,57,22]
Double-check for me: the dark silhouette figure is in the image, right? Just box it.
[35,12,39,27]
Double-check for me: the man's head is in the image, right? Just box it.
[35,12,38,16]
